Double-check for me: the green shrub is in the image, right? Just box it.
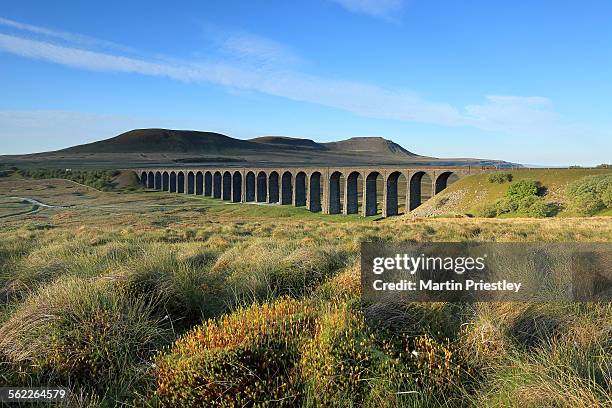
[566,174,612,215]
[603,184,612,207]
[479,179,556,218]
[478,198,518,218]
[154,298,317,407]
[507,179,540,201]
[478,203,499,218]
[569,193,605,216]
[517,195,539,211]
[523,199,558,218]
[488,172,513,183]
[498,197,520,214]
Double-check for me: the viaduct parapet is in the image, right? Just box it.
[134,166,488,217]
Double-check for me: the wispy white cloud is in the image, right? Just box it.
[205,26,303,67]
[0,16,135,53]
[328,0,405,18]
[463,95,561,135]
[0,18,565,138]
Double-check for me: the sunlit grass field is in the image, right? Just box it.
[0,175,610,407]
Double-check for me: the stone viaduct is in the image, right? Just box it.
[134,166,486,217]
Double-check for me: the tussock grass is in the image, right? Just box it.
[215,239,351,306]
[0,275,170,397]
[0,177,610,406]
[113,245,225,327]
[475,342,611,407]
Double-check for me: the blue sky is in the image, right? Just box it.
[0,0,610,165]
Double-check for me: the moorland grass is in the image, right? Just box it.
[0,275,170,400]
[0,177,610,406]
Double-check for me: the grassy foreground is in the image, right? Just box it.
[0,175,610,407]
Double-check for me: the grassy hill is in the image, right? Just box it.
[412,168,612,217]
[63,129,255,154]
[0,128,515,168]
[324,136,419,157]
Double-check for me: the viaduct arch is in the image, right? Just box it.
[136,166,482,217]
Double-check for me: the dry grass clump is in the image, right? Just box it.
[214,239,350,305]
[154,298,317,407]
[314,263,361,302]
[0,275,169,396]
[112,245,225,327]
[459,302,611,407]
[3,236,147,305]
[0,233,38,307]
[458,302,572,366]
[364,301,468,342]
[475,347,610,407]
[458,308,511,370]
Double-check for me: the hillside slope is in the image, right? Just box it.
[62,129,257,154]
[1,128,514,168]
[249,136,326,150]
[61,129,419,158]
[324,137,419,157]
[410,168,612,217]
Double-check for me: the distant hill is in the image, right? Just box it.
[65,130,418,157]
[325,137,418,157]
[0,128,514,168]
[63,129,255,154]
[250,136,325,150]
